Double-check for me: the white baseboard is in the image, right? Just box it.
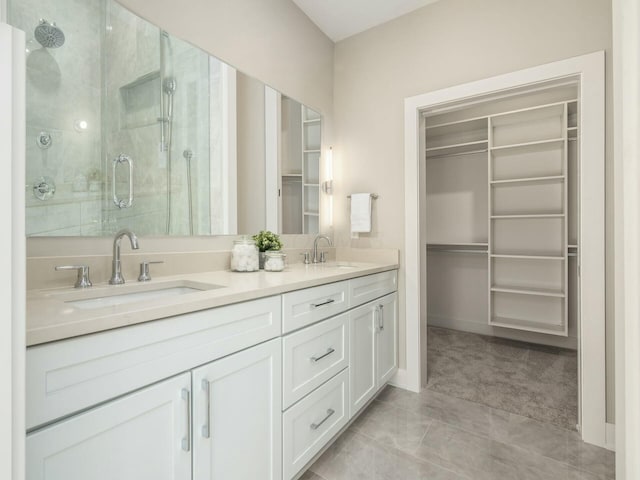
[388,368,418,392]
[428,315,578,350]
[605,422,615,451]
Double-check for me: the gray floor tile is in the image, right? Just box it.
[426,326,578,429]
[349,400,432,454]
[299,328,615,480]
[310,429,465,480]
[300,470,327,480]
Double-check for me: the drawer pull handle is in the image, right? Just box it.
[181,388,191,452]
[311,347,335,363]
[378,304,385,331]
[310,408,335,430]
[311,298,335,308]
[201,379,211,439]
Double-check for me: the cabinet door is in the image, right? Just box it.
[349,303,377,417]
[192,338,282,480]
[26,373,191,480]
[376,292,398,386]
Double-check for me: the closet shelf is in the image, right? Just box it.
[303,119,321,124]
[489,101,568,124]
[490,214,565,219]
[303,211,319,216]
[489,316,566,336]
[426,139,488,153]
[491,175,565,186]
[491,285,566,298]
[282,172,302,177]
[490,137,564,152]
[303,149,321,154]
[425,116,488,132]
[490,254,565,261]
[304,183,319,187]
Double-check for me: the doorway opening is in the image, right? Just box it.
[403,52,606,446]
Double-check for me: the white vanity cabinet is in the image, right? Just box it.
[27,373,192,480]
[192,339,282,480]
[349,292,398,417]
[26,268,399,480]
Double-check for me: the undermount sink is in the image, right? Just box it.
[317,262,358,269]
[51,280,224,310]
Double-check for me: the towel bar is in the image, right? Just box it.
[347,193,379,199]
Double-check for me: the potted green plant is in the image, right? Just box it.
[252,230,283,269]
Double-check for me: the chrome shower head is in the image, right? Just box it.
[34,19,65,48]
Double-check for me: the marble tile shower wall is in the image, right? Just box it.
[18,0,212,236]
[104,0,211,236]
[103,0,165,236]
[13,0,103,235]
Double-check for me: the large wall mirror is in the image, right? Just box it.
[10,0,322,237]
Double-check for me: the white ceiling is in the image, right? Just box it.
[292,0,441,42]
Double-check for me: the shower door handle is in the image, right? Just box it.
[112,154,133,209]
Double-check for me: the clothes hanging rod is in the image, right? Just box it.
[426,246,578,257]
[426,149,488,160]
[347,193,379,199]
[427,248,487,254]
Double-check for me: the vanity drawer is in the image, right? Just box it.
[282,313,349,409]
[26,295,281,430]
[349,270,398,308]
[282,369,349,480]
[282,281,349,333]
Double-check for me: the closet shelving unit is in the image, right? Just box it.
[425,95,579,337]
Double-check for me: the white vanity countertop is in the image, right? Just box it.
[26,261,398,347]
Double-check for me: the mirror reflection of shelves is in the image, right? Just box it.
[280,98,321,234]
[425,84,580,340]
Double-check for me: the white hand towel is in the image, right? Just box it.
[350,193,372,233]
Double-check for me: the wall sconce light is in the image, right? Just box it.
[322,146,333,195]
[322,147,334,227]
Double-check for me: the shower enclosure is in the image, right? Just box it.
[12,0,219,236]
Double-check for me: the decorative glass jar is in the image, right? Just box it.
[230,237,259,272]
[264,251,286,272]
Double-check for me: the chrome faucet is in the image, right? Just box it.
[313,234,333,263]
[109,229,140,285]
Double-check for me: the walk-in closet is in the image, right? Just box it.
[424,80,580,429]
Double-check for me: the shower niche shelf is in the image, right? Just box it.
[119,70,162,129]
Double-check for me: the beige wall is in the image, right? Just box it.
[332,0,614,420]
[117,0,334,119]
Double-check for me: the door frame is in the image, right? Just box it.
[0,20,26,480]
[613,0,640,476]
[403,51,606,447]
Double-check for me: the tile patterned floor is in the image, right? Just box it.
[426,327,578,430]
[305,328,614,480]
[306,387,615,480]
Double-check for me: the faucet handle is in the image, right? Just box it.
[138,260,164,282]
[300,251,311,264]
[55,265,92,288]
[319,251,327,263]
